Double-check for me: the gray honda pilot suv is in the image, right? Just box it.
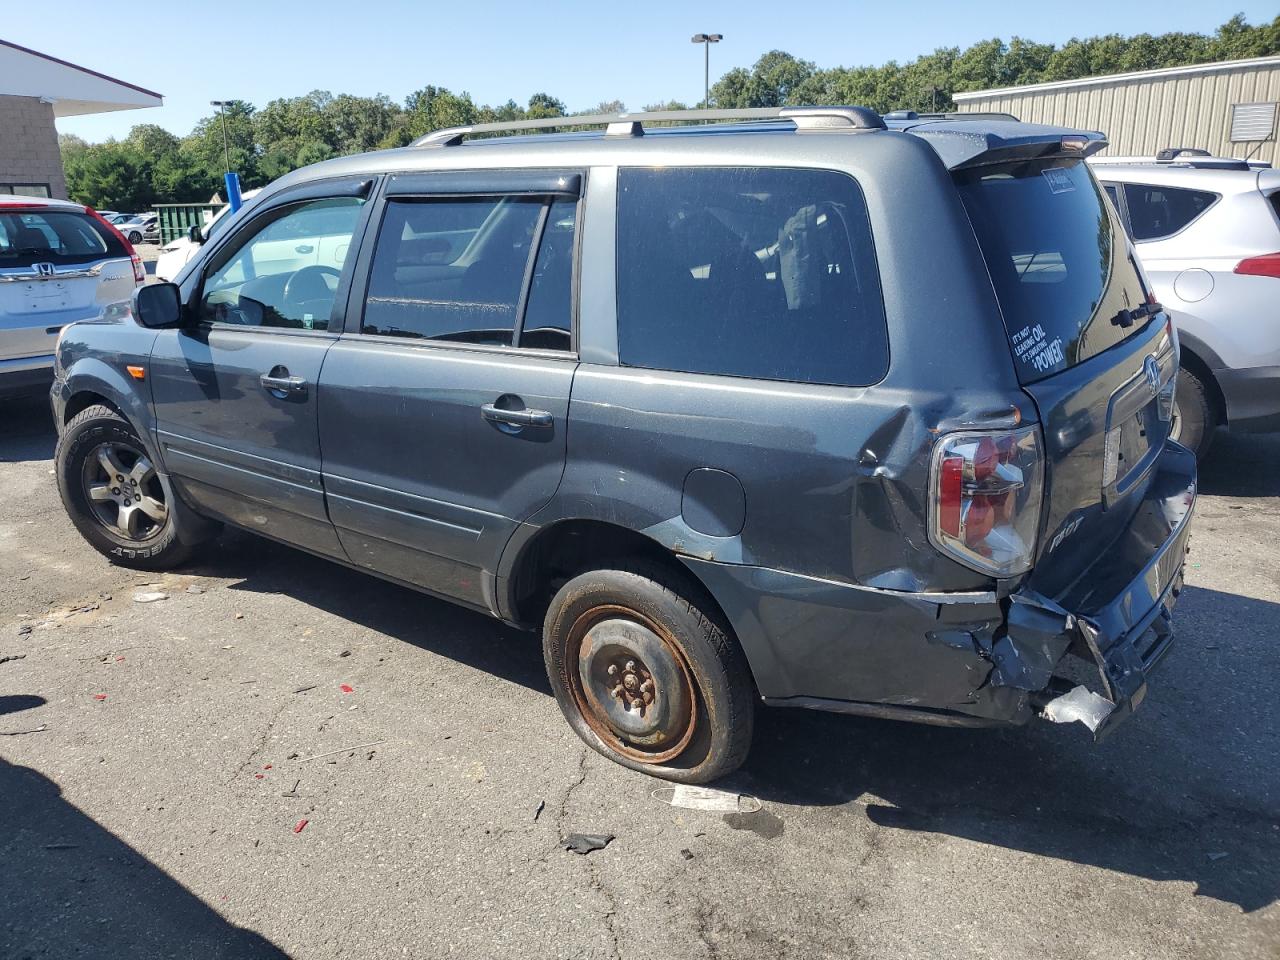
[51,107,1197,782]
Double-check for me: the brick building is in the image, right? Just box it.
[0,38,162,200]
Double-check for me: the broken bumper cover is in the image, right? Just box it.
[682,442,1196,736]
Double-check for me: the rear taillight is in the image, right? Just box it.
[1234,253,1280,279]
[929,426,1044,578]
[84,206,145,283]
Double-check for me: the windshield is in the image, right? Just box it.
[955,158,1150,384]
[0,209,128,268]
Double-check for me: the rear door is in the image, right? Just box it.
[955,156,1176,598]
[151,177,375,558]
[318,171,580,609]
[0,204,135,361]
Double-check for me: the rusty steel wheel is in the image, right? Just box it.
[565,605,699,765]
[543,563,756,783]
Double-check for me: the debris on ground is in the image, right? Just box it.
[338,649,352,658]
[282,779,302,798]
[1207,851,1230,861]
[0,724,48,737]
[680,848,694,860]
[653,784,763,813]
[93,694,107,701]
[562,833,614,855]
[293,819,309,834]
[296,739,385,763]
[17,625,32,636]
[339,683,354,693]
[186,585,205,594]
[70,602,99,614]
[132,591,168,604]
[43,843,78,850]
[0,653,27,665]
[293,684,317,694]
[533,800,546,822]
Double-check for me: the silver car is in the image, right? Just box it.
[1,197,144,399]
[1092,155,1280,456]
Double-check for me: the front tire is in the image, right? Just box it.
[1171,366,1214,459]
[128,231,143,244]
[543,563,755,783]
[55,404,214,569]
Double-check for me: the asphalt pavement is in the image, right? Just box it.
[1,396,1277,959]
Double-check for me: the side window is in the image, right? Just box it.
[199,196,365,330]
[1122,183,1218,241]
[616,167,888,387]
[362,194,574,350]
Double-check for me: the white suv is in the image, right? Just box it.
[1091,154,1280,456]
[0,197,144,399]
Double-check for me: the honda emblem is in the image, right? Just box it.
[33,262,55,277]
[1143,356,1161,396]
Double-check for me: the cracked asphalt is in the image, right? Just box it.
[1,396,1278,959]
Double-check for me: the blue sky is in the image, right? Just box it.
[6,0,1272,143]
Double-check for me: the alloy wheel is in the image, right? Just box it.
[81,442,168,541]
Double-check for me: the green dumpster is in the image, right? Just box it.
[154,203,223,245]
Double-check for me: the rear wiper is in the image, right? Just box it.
[1111,301,1163,328]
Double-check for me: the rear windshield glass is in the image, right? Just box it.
[0,209,127,269]
[955,158,1149,384]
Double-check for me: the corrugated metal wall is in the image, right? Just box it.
[957,62,1280,165]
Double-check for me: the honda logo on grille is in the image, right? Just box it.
[1143,356,1161,396]
[32,262,56,277]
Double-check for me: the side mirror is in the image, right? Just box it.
[187,223,205,244]
[132,282,183,328]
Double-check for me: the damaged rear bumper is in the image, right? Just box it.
[682,442,1196,736]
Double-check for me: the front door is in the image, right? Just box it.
[149,181,373,557]
[318,171,581,609]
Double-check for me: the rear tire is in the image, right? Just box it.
[543,562,755,783]
[128,231,142,244]
[55,404,217,570]
[1171,366,1214,459]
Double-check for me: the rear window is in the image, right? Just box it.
[616,167,889,387]
[1122,183,1218,240]
[0,208,127,269]
[956,158,1149,384]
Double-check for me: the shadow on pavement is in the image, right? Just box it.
[1197,428,1280,497]
[735,583,1280,913]
[0,397,57,463]
[0,694,46,717]
[0,758,287,958]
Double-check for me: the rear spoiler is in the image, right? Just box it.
[903,120,1109,170]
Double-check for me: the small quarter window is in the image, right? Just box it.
[1122,183,1218,241]
[363,194,573,349]
[616,167,888,386]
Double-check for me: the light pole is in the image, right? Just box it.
[209,100,242,212]
[691,33,722,108]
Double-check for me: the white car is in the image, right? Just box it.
[0,196,144,398]
[155,188,262,282]
[116,212,157,245]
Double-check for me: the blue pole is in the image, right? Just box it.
[224,171,243,212]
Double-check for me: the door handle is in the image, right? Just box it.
[295,244,314,254]
[260,372,308,398]
[481,403,553,428]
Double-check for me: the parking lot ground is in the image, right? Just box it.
[1,396,1278,959]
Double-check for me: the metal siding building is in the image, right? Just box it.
[954,56,1280,166]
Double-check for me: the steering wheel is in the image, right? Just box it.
[282,265,341,317]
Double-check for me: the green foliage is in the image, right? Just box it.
[713,13,1278,112]
[59,14,1278,208]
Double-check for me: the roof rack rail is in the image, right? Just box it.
[883,110,1021,122]
[411,106,886,147]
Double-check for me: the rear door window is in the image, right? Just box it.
[1122,183,1218,241]
[956,159,1150,383]
[615,167,888,387]
[0,209,127,268]
[362,194,574,350]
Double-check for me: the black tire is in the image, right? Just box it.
[1172,366,1214,459]
[543,562,755,783]
[128,231,142,244]
[55,404,216,569]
